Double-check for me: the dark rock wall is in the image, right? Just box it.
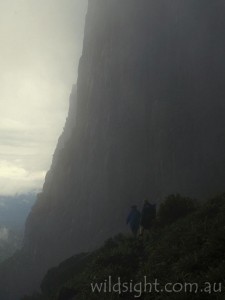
[31,0,225,260]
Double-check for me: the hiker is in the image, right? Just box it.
[140,199,156,235]
[126,205,141,237]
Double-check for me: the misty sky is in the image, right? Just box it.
[0,0,87,195]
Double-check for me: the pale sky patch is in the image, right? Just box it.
[0,160,46,195]
[0,0,87,195]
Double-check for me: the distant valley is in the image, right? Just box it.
[0,193,36,262]
[0,193,36,231]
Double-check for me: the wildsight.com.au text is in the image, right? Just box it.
[91,276,222,298]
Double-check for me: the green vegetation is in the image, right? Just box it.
[22,194,225,300]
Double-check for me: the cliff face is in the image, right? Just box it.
[1,0,225,299]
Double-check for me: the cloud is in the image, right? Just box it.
[0,160,46,195]
[0,161,28,179]
[0,0,88,195]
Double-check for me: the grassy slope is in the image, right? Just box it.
[22,194,225,300]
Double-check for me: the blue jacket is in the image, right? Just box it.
[127,208,141,230]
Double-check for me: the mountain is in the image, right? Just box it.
[1,0,225,299]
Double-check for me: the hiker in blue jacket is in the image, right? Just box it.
[126,205,141,237]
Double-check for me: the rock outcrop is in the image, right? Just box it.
[1,1,225,299]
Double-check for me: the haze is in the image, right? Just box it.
[0,0,87,195]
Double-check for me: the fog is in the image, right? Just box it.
[0,227,9,241]
[0,0,88,195]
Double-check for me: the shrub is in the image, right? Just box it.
[157,194,197,226]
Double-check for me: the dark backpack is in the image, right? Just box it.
[141,203,156,228]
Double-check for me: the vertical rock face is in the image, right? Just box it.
[1,0,225,299]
